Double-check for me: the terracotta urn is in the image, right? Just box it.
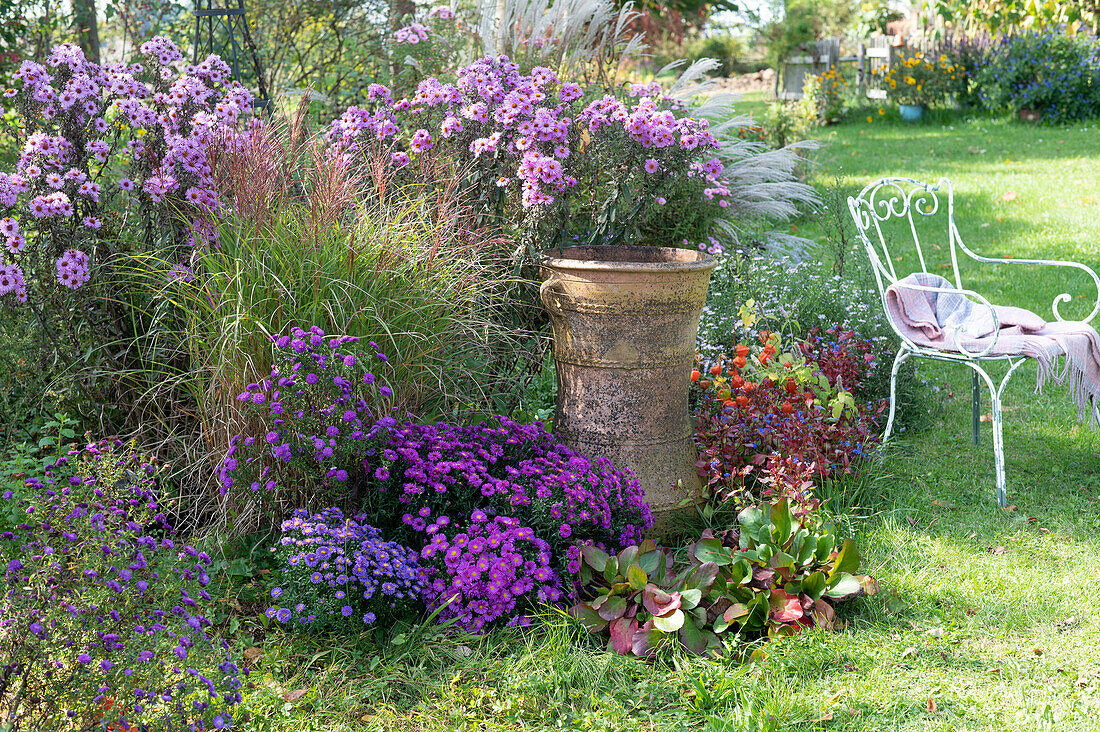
[538,245,717,534]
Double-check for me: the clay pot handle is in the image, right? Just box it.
[540,277,569,317]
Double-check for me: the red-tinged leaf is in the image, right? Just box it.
[631,619,663,657]
[642,584,681,616]
[597,595,629,621]
[685,561,720,593]
[811,598,836,629]
[281,689,309,703]
[769,589,804,623]
[723,602,751,624]
[569,603,608,633]
[608,617,638,655]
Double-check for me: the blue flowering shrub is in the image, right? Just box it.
[265,507,422,631]
[0,440,246,731]
[222,327,653,632]
[975,31,1100,123]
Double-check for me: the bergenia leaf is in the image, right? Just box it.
[597,595,629,621]
[768,589,803,623]
[693,538,732,566]
[626,564,648,591]
[653,608,685,632]
[642,584,681,616]
[824,573,862,601]
[580,545,609,572]
[609,617,638,655]
[569,603,608,633]
[631,619,662,657]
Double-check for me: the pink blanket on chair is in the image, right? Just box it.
[885,272,1100,424]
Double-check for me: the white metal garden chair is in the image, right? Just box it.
[847,177,1100,507]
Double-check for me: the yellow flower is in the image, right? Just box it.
[878,107,885,115]
[867,115,873,123]
[905,76,916,85]
[889,79,897,89]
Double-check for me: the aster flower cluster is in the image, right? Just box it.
[265,508,421,632]
[0,38,252,305]
[0,440,246,731]
[416,509,562,633]
[325,54,734,249]
[366,417,652,592]
[217,326,397,507]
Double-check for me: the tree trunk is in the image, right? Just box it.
[72,0,100,64]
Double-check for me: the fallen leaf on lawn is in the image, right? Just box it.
[965,608,977,616]
[243,647,262,663]
[1081,197,1095,204]
[967,531,977,539]
[1033,648,1045,655]
[927,697,938,713]
[902,647,918,658]
[932,500,957,510]
[967,146,987,154]
[281,689,309,703]
[1039,527,1051,534]
[455,645,473,657]
[989,546,1007,554]
[1001,504,1017,512]
[937,263,952,269]
[980,413,993,422]
[926,627,945,637]
[1077,677,1090,688]
[906,516,918,527]
[988,667,1001,674]
[827,690,843,704]
[256,569,271,576]
[980,222,991,228]
[1027,517,1039,524]
[1001,191,1018,202]
[844,662,859,672]
[811,711,835,722]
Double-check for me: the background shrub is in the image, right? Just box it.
[975,30,1100,122]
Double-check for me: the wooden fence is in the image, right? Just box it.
[777,36,947,101]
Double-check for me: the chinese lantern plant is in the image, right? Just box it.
[691,329,883,504]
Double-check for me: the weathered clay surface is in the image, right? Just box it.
[539,245,716,536]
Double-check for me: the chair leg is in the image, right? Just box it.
[972,371,981,446]
[990,388,1007,508]
[884,348,910,441]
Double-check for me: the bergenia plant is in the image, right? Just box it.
[0,37,252,307]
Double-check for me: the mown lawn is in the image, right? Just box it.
[229,112,1100,731]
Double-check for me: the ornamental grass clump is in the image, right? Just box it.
[266,507,422,631]
[0,440,246,731]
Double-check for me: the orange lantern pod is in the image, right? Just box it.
[781,401,794,414]
[690,369,701,382]
[709,363,722,376]
[733,355,747,369]
[735,344,750,358]
[736,394,749,408]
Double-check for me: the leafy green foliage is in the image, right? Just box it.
[571,500,875,656]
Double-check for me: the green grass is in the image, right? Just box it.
[227,113,1100,731]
